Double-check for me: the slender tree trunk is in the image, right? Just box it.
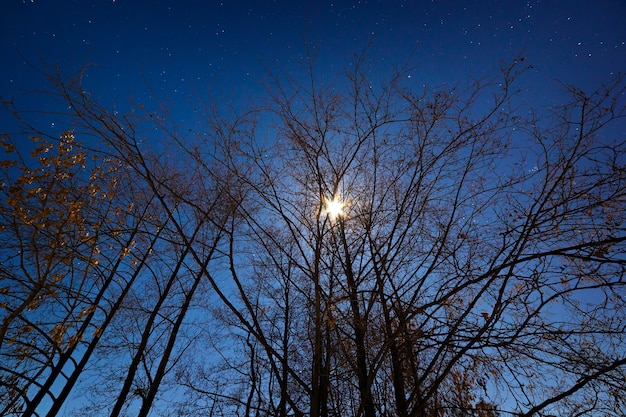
[136,268,205,417]
[310,231,329,417]
[338,220,376,417]
[278,275,291,417]
[109,244,192,417]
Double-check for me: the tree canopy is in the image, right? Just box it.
[1,53,625,417]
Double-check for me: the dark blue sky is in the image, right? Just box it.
[1,0,625,137]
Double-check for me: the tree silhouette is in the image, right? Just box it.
[1,53,625,416]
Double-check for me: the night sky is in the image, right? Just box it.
[1,0,625,143]
[1,2,625,415]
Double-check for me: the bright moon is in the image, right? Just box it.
[324,197,344,219]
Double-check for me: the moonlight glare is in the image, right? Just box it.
[324,197,345,219]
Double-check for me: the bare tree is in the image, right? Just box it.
[186,52,625,417]
[0,66,236,416]
[0,130,153,416]
[1,51,624,417]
